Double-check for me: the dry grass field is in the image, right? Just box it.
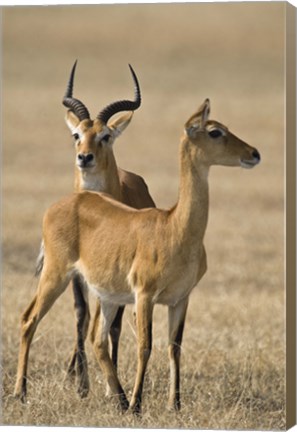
[2,2,287,429]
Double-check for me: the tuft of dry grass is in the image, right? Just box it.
[2,3,286,430]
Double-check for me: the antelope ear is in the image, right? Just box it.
[108,111,133,138]
[65,110,81,134]
[185,99,210,137]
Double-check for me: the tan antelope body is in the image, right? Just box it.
[15,99,260,413]
[38,62,155,398]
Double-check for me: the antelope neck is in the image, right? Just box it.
[74,162,122,200]
[171,140,210,244]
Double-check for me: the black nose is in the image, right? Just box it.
[77,153,94,166]
[252,149,261,161]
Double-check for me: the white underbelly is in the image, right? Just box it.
[88,283,135,305]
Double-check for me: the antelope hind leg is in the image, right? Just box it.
[14,270,69,402]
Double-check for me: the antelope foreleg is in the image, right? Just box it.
[66,274,90,398]
[92,301,129,412]
[109,305,125,370]
[90,303,125,397]
[130,293,154,415]
[167,297,188,411]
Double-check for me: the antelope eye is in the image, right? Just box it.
[73,133,80,141]
[208,129,223,139]
[101,134,111,143]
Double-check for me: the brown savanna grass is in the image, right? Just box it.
[2,3,286,429]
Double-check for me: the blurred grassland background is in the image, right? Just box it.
[2,2,286,429]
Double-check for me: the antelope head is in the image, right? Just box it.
[185,99,261,169]
[63,61,141,173]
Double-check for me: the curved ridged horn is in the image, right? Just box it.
[97,64,141,124]
[62,60,90,121]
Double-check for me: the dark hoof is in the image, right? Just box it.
[119,395,129,413]
[14,391,27,404]
[78,381,90,399]
[130,403,142,416]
